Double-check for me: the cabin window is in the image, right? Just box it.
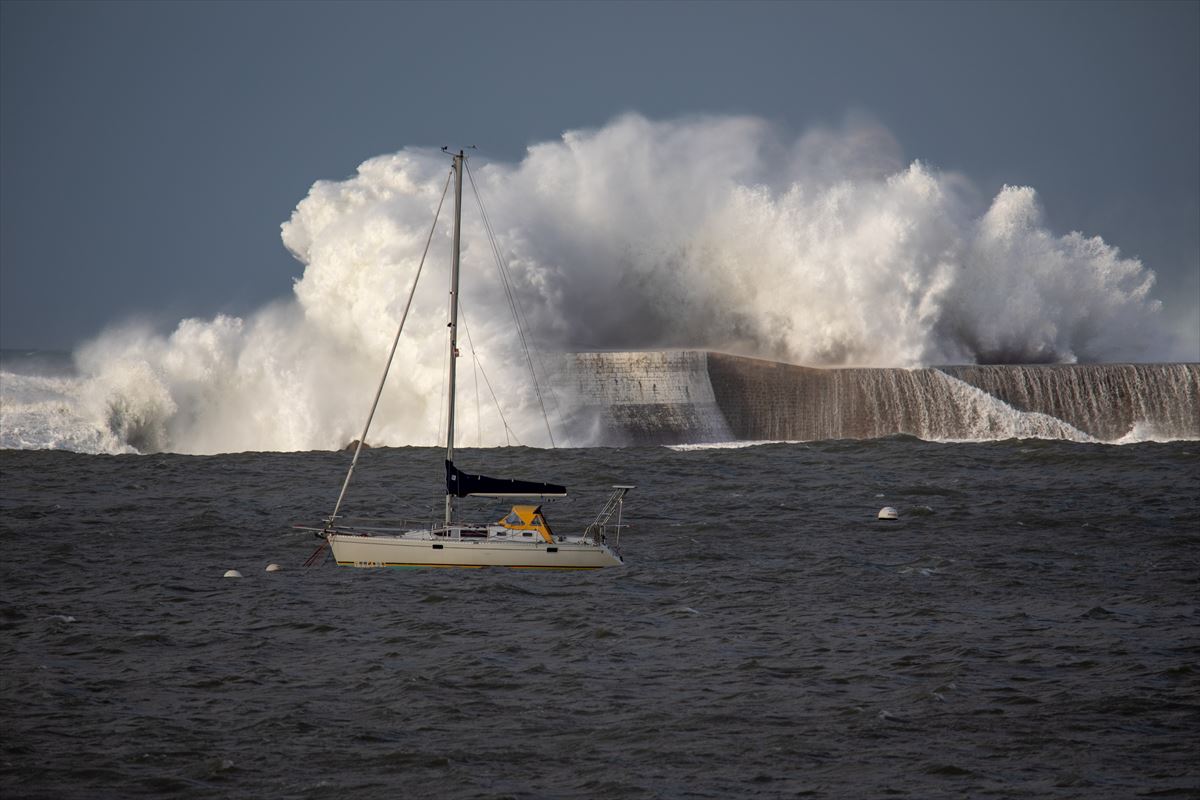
[523,531,533,537]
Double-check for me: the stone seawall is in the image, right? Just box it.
[559,351,1200,444]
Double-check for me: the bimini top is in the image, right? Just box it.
[445,460,567,499]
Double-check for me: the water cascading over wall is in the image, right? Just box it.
[937,364,1200,442]
[559,352,1200,444]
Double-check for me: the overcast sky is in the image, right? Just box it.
[2,0,1197,355]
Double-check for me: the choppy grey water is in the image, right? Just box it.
[2,439,1198,799]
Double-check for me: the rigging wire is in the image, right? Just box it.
[473,337,482,447]
[437,316,450,449]
[464,162,567,446]
[464,161,572,448]
[463,308,482,446]
[460,304,520,446]
[324,168,454,532]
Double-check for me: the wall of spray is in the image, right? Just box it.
[2,114,1179,454]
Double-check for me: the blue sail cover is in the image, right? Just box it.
[445,460,567,498]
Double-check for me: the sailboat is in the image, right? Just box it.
[309,149,631,570]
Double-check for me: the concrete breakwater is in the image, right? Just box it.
[554,351,1200,444]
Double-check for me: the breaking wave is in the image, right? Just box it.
[0,114,1183,453]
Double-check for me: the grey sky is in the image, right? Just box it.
[2,0,1197,355]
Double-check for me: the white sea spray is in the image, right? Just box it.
[3,114,1176,453]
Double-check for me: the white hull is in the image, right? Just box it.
[326,532,622,569]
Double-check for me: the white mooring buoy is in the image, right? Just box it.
[877,506,899,521]
[265,563,283,573]
[223,569,243,578]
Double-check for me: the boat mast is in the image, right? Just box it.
[444,150,464,527]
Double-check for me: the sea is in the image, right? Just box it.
[2,435,1198,799]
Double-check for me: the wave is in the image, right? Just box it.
[0,114,1184,453]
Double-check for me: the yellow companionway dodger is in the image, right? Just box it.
[498,505,555,543]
